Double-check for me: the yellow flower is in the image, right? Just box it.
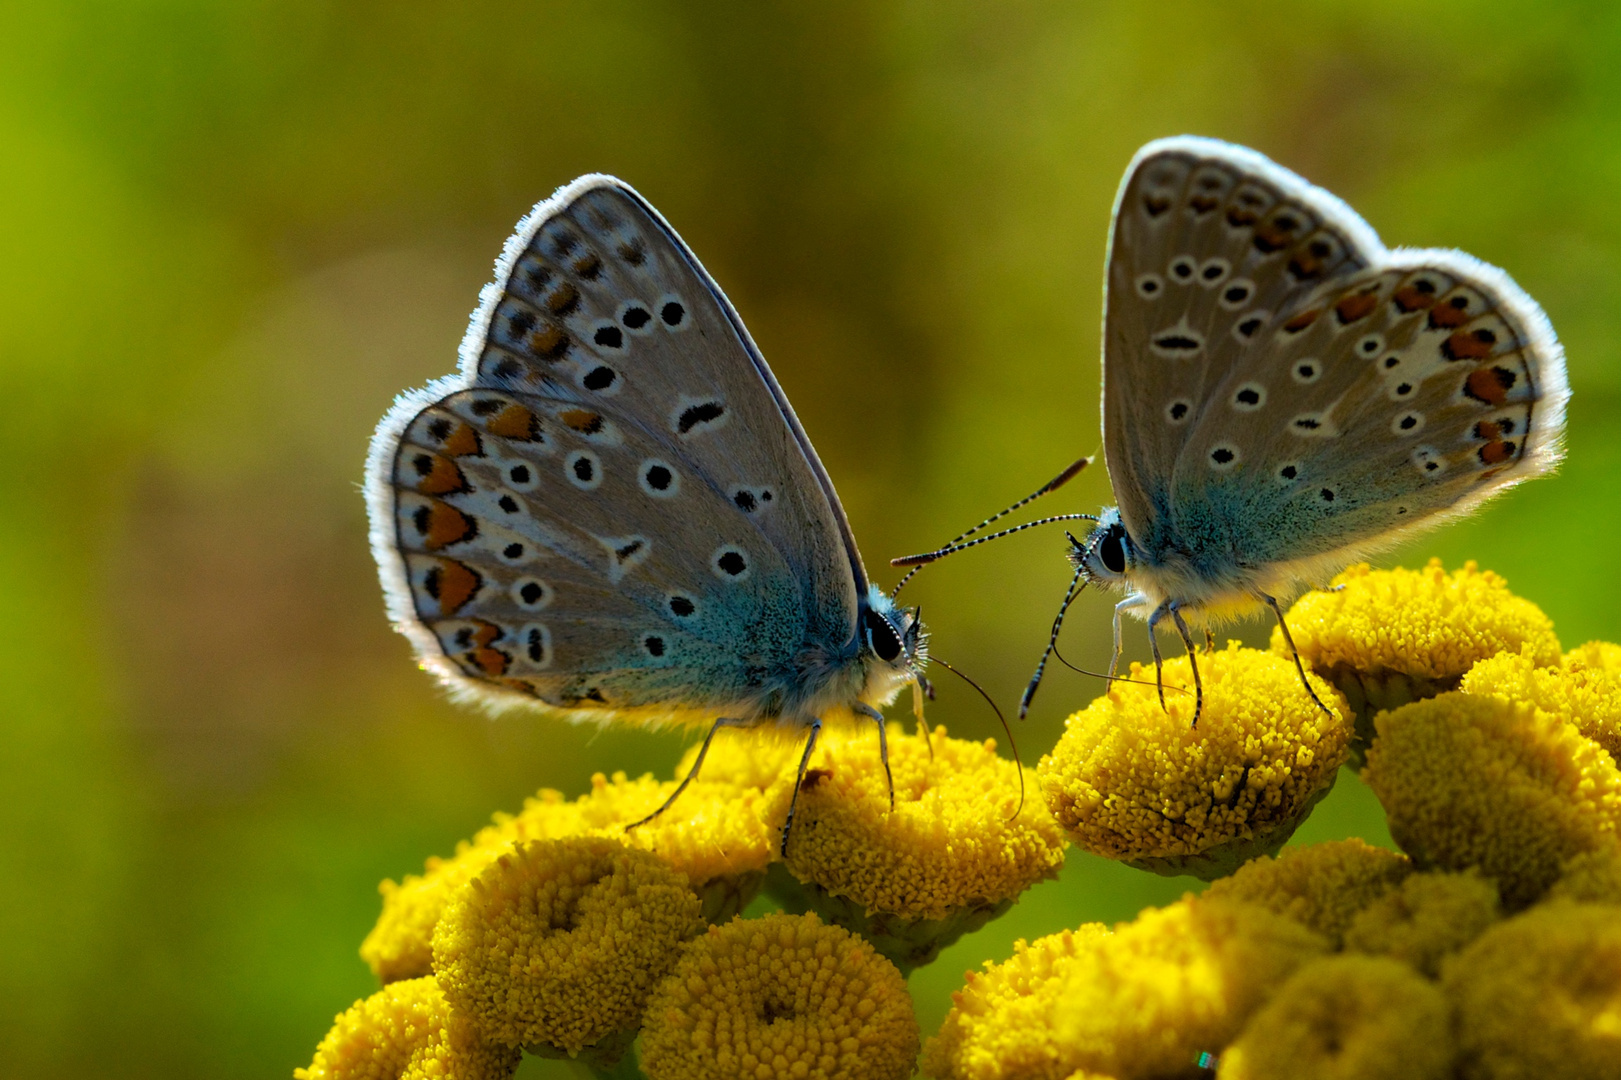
[1443,901,1621,1079]
[1548,848,1621,904]
[1218,955,1453,1080]
[920,924,1112,1080]
[1037,645,1350,879]
[1343,870,1501,977]
[639,911,920,1080]
[1046,897,1328,1080]
[362,730,791,983]
[777,724,1066,971]
[431,836,703,1054]
[1463,644,1621,765]
[1363,691,1621,907]
[924,898,1326,1080]
[1274,561,1560,761]
[295,976,519,1080]
[1202,839,1412,947]
[361,789,584,983]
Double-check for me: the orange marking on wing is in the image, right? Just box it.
[1464,366,1515,406]
[1428,300,1472,329]
[419,501,477,550]
[1393,285,1437,313]
[486,403,541,441]
[466,619,501,649]
[415,453,468,495]
[1143,195,1170,217]
[1282,309,1322,333]
[527,322,570,361]
[1252,220,1295,253]
[1442,328,1497,361]
[1479,439,1516,465]
[1474,420,1503,441]
[1189,194,1219,213]
[469,647,510,677]
[498,678,539,697]
[1334,291,1380,324]
[423,559,482,614]
[560,409,605,435]
[440,422,482,458]
[546,282,580,316]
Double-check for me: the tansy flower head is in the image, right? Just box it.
[639,911,920,1080]
[920,924,1111,1080]
[295,976,519,1080]
[1442,901,1621,1080]
[431,836,703,1054]
[1037,645,1350,880]
[361,740,789,983]
[361,789,584,983]
[1275,561,1560,761]
[1363,691,1621,907]
[1463,644,1621,765]
[776,725,1066,971]
[1547,848,1621,904]
[1045,897,1329,1080]
[1218,955,1453,1080]
[1202,839,1412,947]
[1343,870,1501,977]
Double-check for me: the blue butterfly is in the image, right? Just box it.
[896,137,1568,723]
[366,176,927,850]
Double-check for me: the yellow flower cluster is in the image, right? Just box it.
[1037,644,1351,878]
[1202,838,1411,946]
[1218,955,1453,1080]
[432,837,703,1053]
[640,911,920,1080]
[294,976,519,1080]
[923,895,1328,1080]
[776,724,1067,970]
[361,729,797,983]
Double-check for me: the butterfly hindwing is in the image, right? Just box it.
[1104,137,1566,577]
[368,178,865,717]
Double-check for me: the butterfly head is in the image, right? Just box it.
[1069,507,1135,589]
[860,585,927,674]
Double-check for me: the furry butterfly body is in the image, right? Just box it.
[366,176,925,842]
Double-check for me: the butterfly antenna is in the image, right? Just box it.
[892,513,1100,571]
[1019,565,1087,719]
[890,456,1093,598]
[929,654,1024,820]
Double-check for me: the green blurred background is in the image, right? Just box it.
[5,1,1618,1075]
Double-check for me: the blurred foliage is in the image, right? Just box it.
[1,1,1617,1076]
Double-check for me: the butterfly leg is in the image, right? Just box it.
[1169,603,1204,727]
[1258,591,1334,718]
[911,677,935,759]
[1205,627,1216,654]
[1145,601,1172,714]
[780,717,826,856]
[854,701,896,810]
[1110,593,1150,680]
[625,715,750,832]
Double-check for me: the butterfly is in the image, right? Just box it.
[365,175,928,851]
[894,136,1568,724]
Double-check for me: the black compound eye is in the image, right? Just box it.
[1098,526,1127,575]
[862,608,903,662]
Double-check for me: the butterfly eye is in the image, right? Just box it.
[862,608,904,662]
[1098,526,1128,575]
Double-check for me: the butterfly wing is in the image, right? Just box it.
[1103,137,1566,590]
[366,177,866,721]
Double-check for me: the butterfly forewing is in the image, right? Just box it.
[1104,137,1566,576]
[371,178,864,715]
